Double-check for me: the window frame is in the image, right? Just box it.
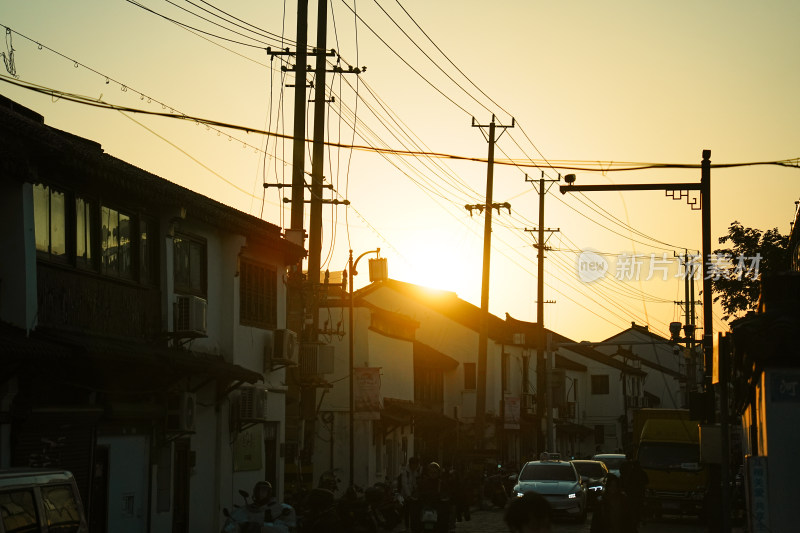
[100,203,134,280]
[173,232,207,297]
[463,362,477,390]
[239,257,278,329]
[591,374,610,395]
[33,183,69,263]
[32,183,158,286]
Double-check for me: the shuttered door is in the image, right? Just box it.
[11,411,97,506]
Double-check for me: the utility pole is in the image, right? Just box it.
[700,150,714,424]
[307,0,337,337]
[525,173,560,453]
[468,115,513,451]
[273,1,362,492]
[674,250,701,407]
[290,0,309,236]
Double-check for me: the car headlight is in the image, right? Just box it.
[516,492,524,498]
[568,493,577,499]
[589,485,603,491]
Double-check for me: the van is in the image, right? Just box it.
[0,469,88,533]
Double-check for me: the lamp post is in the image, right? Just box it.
[348,247,381,487]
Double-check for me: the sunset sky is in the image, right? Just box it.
[2,0,798,344]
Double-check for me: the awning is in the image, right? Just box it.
[382,397,457,427]
[413,342,459,370]
[4,326,262,391]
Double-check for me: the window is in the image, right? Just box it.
[0,488,39,532]
[174,234,206,296]
[32,184,157,285]
[464,362,476,390]
[75,195,93,268]
[414,366,443,408]
[41,484,83,532]
[140,217,156,285]
[100,205,133,279]
[594,424,605,445]
[239,258,277,329]
[33,184,67,260]
[591,374,609,395]
[519,463,578,482]
[501,352,509,391]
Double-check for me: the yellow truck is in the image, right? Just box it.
[632,408,709,519]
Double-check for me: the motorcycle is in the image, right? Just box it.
[365,482,402,531]
[222,488,297,533]
[296,487,344,533]
[420,504,439,532]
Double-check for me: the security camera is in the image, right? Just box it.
[564,174,576,185]
[669,321,683,342]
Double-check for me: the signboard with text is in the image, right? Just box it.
[354,367,382,420]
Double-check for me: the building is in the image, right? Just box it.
[728,205,800,533]
[0,95,303,532]
[306,275,655,488]
[313,278,525,488]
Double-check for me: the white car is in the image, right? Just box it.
[511,460,587,523]
[592,453,626,478]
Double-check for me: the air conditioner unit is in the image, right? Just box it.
[299,343,335,375]
[238,385,268,422]
[174,295,207,334]
[265,329,298,370]
[166,392,197,433]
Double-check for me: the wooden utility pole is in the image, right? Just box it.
[469,115,513,451]
[290,0,308,235]
[526,173,559,453]
[308,0,336,335]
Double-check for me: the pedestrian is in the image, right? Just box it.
[399,456,421,532]
[619,453,648,526]
[504,491,552,533]
[590,473,637,533]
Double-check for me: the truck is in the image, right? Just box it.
[632,408,709,519]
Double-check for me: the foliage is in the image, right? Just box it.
[711,221,789,321]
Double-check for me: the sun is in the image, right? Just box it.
[389,238,483,299]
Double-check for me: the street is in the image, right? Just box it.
[447,507,717,533]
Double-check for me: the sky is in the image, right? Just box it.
[2,0,798,344]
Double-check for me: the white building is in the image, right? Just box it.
[0,95,303,532]
[313,278,528,488]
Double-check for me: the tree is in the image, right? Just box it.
[711,221,789,321]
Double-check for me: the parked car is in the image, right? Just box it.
[0,468,88,533]
[570,460,608,507]
[510,459,587,523]
[592,453,626,478]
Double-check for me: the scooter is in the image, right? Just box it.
[420,504,439,532]
[222,489,297,533]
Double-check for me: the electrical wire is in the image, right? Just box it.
[123,0,275,49]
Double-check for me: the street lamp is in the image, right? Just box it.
[348,247,383,487]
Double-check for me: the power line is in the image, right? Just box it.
[8,74,796,173]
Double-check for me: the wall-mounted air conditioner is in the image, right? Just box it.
[299,343,335,376]
[264,329,298,371]
[166,392,197,433]
[174,295,207,334]
[237,385,268,422]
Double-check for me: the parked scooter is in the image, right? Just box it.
[365,482,403,532]
[222,482,296,533]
